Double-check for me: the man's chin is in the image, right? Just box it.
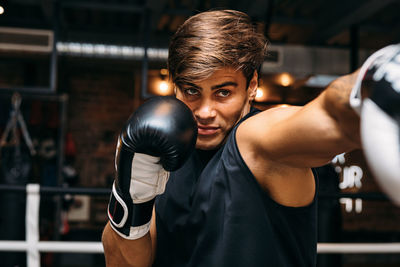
[195,137,223,151]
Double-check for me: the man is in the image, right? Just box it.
[102,9,400,267]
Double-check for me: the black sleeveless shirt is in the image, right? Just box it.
[154,108,318,267]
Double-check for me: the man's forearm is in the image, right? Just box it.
[322,71,361,149]
[102,222,153,267]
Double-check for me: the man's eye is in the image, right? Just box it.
[216,90,230,97]
[184,88,199,96]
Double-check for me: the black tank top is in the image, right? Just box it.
[154,108,318,267]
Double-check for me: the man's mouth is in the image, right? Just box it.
[197,125,219,135]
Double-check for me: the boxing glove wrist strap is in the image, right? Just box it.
[107,183,155,240]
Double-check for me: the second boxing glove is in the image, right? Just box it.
[350,44,400,205]
[107,96,197,239]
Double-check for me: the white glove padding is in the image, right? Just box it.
[350,44,400,205]
[108,152,170,240]
[130,153,170,203]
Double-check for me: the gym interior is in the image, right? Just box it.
[0,0,399,266]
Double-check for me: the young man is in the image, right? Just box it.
[102,9,400,267]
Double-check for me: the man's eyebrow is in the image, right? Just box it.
[181,82,202,90]
[180,81,238,90]
[211,81,238,90]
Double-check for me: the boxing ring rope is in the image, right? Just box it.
[0,184,399,267]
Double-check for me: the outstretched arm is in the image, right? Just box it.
[236,71,361,207]
[238,71,360,170]
[238,44,400,207]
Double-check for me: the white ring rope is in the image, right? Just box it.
[0,184,399,267]
[1,241,400,254]
[0,241,103,253]
[318,243,400,254]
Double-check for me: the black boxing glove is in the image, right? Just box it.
[107,96,197,239]
[350,44,400,205]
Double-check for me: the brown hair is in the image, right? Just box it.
[168,9,268,89]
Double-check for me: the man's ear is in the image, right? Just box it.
[248,71,258,101]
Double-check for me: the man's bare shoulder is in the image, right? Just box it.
[251,105,301,124]
[238,105,302,145]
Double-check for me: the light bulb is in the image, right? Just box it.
[255,87,264,101]
[158,81,169,94]
[280,73,293,87]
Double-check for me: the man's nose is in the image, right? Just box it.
[195,101,217,122]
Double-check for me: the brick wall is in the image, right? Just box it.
[61,59,140,188]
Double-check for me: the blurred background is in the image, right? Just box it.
[0,0,399,266]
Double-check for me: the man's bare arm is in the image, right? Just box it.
[102,208,157,267]
[238,71,361,169]
[235,72,361,206]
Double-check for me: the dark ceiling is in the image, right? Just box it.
[0,0,399,50]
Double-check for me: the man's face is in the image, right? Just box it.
[175,68,257,150]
